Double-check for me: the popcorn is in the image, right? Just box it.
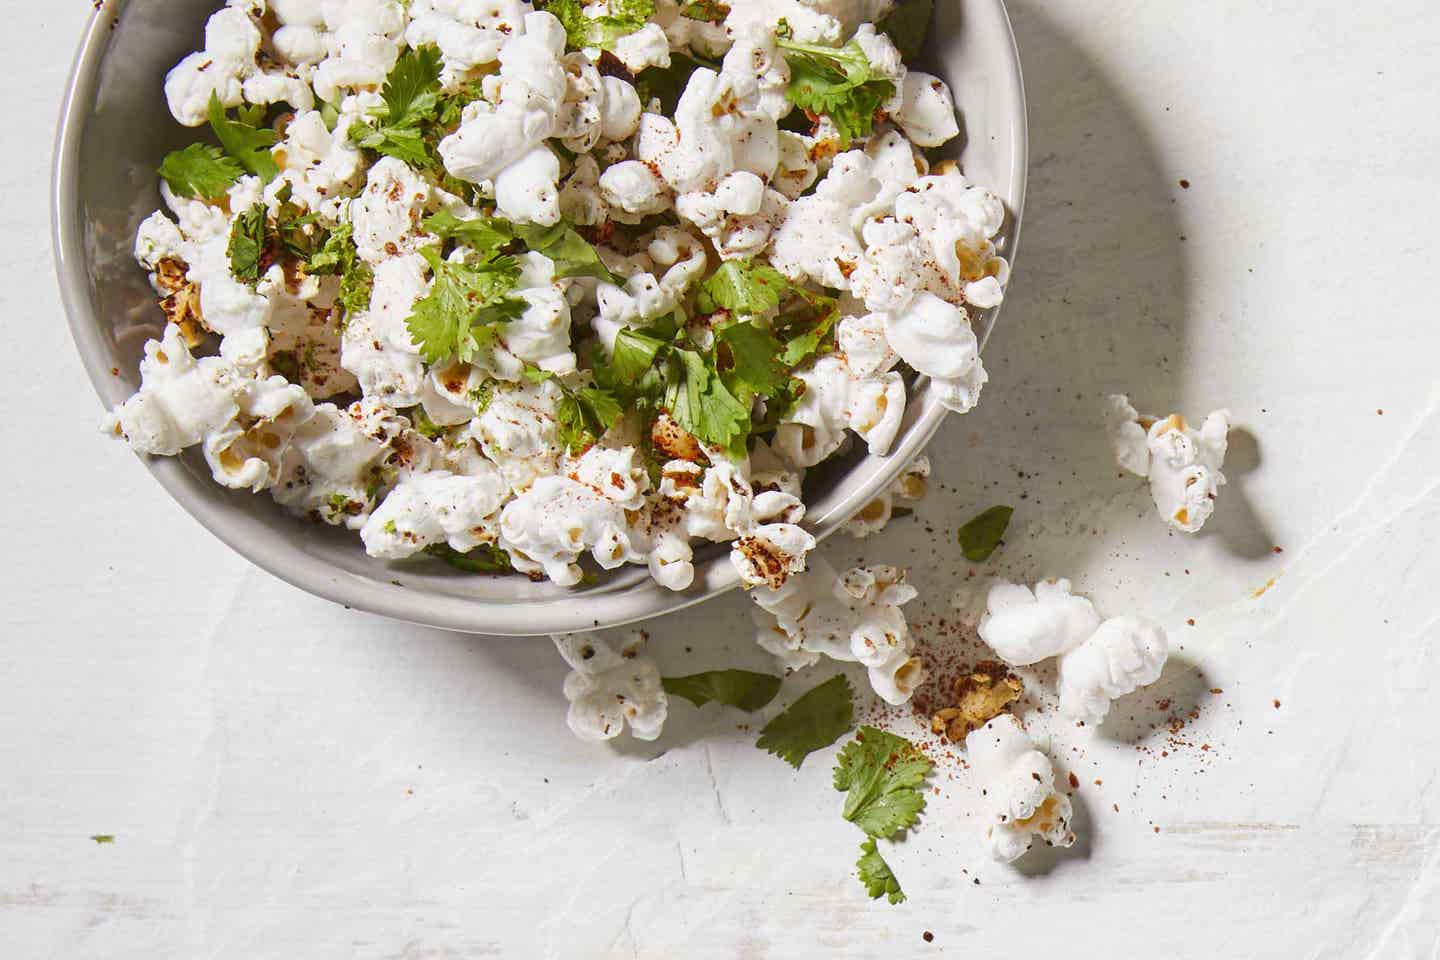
[349,158,437,266]
[311,0,407,104]
[359,466,509,559]
[1104,395,1231,533]
[773,355,906,466]
[893,71,961,148]
[751,557,925,705]
[404,0,531,86]
[164,4,315,126]
[203,374,317,492]
[731,524,817,590]
[675,175,791,261]
[340,253,430,406]
[599,161,673,222]
[470,378,565,494]
[1057,616,1169,724]
[844,454,930,538]
[977,578,1101,667]
[965,715,1076,863]
[552,631,668,742]
[882,292,988,413]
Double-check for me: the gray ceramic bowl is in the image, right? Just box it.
[53,0,1027,636]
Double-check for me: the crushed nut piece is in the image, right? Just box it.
[929,660,1023,741]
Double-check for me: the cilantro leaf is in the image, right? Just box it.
[513,222,617,282]
[406,252,526,363]
[158,143,243,201]
[833,725,932,839]
[662,670,783,711]
[756,674,855,769]
[665,347,751,457]
[696,260,790,316]
[555,385,624,454]
[424,211,516,260]
[678,0,728,22]
[425,543,515,575]
[90,834,116,845]
[776,39,894,147]
[957,505,1014,562]
[774,287,841,366]
[877,0,934,61]
[610,326,672,387]
[227,203,268,285]
[715,321,788,405]
[349,46,443,167]
[547,0,656,51]
[208,93,278,182]
[856,838,905,904]
[306,222,373,318]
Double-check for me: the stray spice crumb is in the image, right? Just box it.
[1068,772,1080,789]
[1273,699,1282,709]
[1187,618,1196,626]
[923,932,934,943]
[1179,178,1191,188]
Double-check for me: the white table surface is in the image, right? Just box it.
[6,1,1440,956]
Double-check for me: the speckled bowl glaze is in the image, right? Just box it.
[53,0,1027,636]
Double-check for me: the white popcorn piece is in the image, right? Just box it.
[1104,395,1231,533]
[773,354,906,466]
[203,374,317,492]
[965,715,1076,863]
[977,578,1102,667]
[164,4,315,126]
[349,157,436,266]
[470,378,565,494]
[1057,616,1170,724]
[340,253,430,407]
[311,0,407,104]
[552,631,668,742]
[359,466,509,559]
[404,0,530,86]
[731,523,817,590]
[752,557,925,705]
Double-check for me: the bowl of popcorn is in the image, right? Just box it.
[54,0,1027,636]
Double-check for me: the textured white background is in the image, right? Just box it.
[6,1,1440,956]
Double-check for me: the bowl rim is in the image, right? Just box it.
[52,0,1028,637]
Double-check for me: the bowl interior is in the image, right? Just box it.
[54,0,1026,636]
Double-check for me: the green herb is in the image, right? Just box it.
[662,670,783,711]
[158,143,244,201]
[773,286,841,366]
[424,210,517,260]
[695,259,790,316]
[408,405,445,439]
[90,834,115,845]
[308,223,374,318]
[715,321,788,406]
[678,0,728,21]
[547,0,656,51]
[349,45,444,167]
[856,838,905,904]
[957,505,1013,562]
[227,203,269,285]
[776,39,894,147]
[513,222,617,282]
[665,347,751,457]
[555,385,624,454]
[425,543,515,575]
[406,249,526,363]
[207,93,279,182]
[610,326,672,387]
[877,0,933,61]
[317,98,341,132]
[833,726,932,839]
[270,184,327,262]
[756,674,855,768]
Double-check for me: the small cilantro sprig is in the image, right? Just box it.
[756,674,855,769]
[349,46,444,167]
[547,0,657,52]
[158,143,244,202]
[425,543,515,575]
[775,38,895,147]
[227,203,269,285]
[306,222,374,318]
[957,505,1014,562]
[663,670,783,711]
[207,93,279,182]
[424,213,617,282]
[856,839,905,904]
[833,726,933,839]
[695,260,790,316]
[406,248,527,364]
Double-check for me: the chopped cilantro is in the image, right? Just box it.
[833,726,932,839]
[406,249,526,364]
[662,670,783,711]
[513,222,617,282]
[425,543,515,575]
[227,203,268,285]
[407,405,446,439]
[665,347,751,457]
[424,211,517,260]
[555,384,625,454]
[207,93,278,182]
[856,838,905,904]
[715,321,788,406]
[773,285,841,366]
[308,223,375,319]
[877,0,934,61]
[776,39,895,147]
[610,326,672,388]
[678,0,728,22]
[957,505,1014,562]
[349,45,444,167]
[695,259,791,316]
[158,143,243,202]
[546,0,657,52]
[756,674,855,769]
[90,834,115,845]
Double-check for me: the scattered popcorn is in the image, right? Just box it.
[966,715,1077,863]
[977,578,1101,666]
[1057,615,1169,724]
[1105,394,1231,532]
[845,454,930,538]
[552,631,667,742]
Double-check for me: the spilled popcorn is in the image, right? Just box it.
[1105,394,1231,532]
